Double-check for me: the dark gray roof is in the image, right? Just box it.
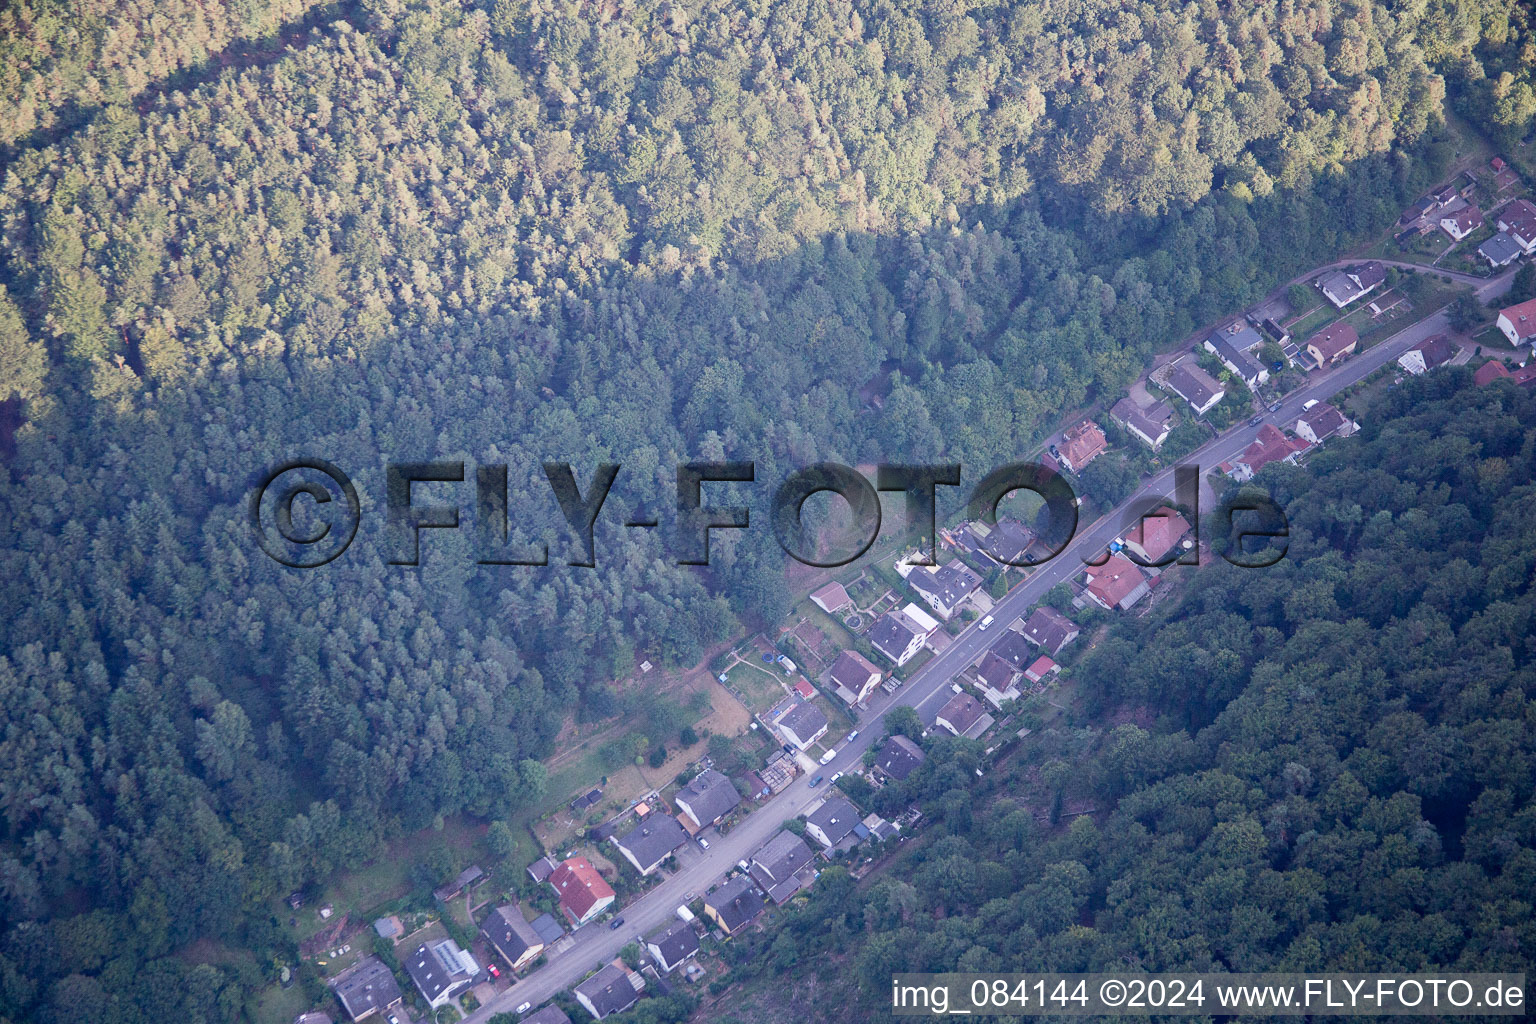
[1409,334,1455,370]
[977,651,1017,691]
[906,559,981,609]
[868,610,920,659]
[523,1007,573,1024]
[530,912,565,945]
[646,919,700,969]
[936,691,986,734]
[826,650,881,697]
[1481,232,1523,263]
[776,700,827,740]
[433,864,484,902]
[527,856,557,883]
[481,904,542,967]
[614,814,689,871]
[981,518,1034,564]
[1165,359,1223,410]
[574,963,641,1018]
[331,957,402,1021]
[675,769,740,828]
[1204,324,1267,383]
[404,940,475,1005]
[750,830,814,884]
[805,795,860,847]
[875,735,925,780]
[989,629,1037,669]
[1019,607,1079,655]
[705,875,765,932]
[1111,397,1174,444]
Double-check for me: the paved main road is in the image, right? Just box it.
[466,266,1518,1023]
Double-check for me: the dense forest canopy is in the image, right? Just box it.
[0,0,1532,1020]
[716,374,1536,1022]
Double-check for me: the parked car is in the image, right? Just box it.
[847,730,859,741]
[781,742,794,754]
[809,775,824,787]
[697,836,710,850]
[487,963,501,978]
[1248,415,1263,426]
[516,1003,532,1015]
[978,614,994,630]
[1268,401,1282,412]
[610,916,625,929]
[1048,444,1062,460]
[830,771,844,783]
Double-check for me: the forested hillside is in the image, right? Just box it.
[0,0,1532,1020]
[716,373,1536,1024]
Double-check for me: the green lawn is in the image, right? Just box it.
[725,660,789,715]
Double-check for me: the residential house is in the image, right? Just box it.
[979,517,1034,565]
[863,812,900,842]
[748,830,816,904]
[906,558,982,619]
[868,609,927,667]
[1497,198,1536,253]
[988,629,1036,671]
[1317,261,1386,308]
[549,856,616,926]
[974,650,1021,706]
[775,700,829,750]
[1110,396,1175,450]
[1024,656,1059,685]
[645,920,700,973]
[1120,506,1191,565]
[1400,196,1436,223]
[1082,554,1150,611]
[1057,420,1108,472]
[1018,607,1080,655]
[481,904,545,972]
[1497,297,1536,347]
[825,649,883,706]
[808,582,852,615]
[1203,322,1270,388]
[1432,183,1461,206]
[404,939,480,1009]
[1306,322,1359,366]
[527,856,558,884]
[1480,232,1523,267]
[703,876,765,936]
[674,769,740,831]
[1232,424,1311,480]
[523,1007,573,1024]
[804,796,861,849]
[573,963,643,1020]
[1475,360,1536,387]
[1398,334,1456,375]
[613,814,689,876]
[1163,358,1225,415]
[1440,205,1483,241]
[331,958,403,1023]
[935,690,991,738]
[1294,402,1358,444]
[903,603,943,648]
[874,735,925,781]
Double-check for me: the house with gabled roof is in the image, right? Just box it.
[905,558,982,619]
[573,962,643,1020]
[1440,205,1483,241]
[1231,424,1311,480]
[874,735,925,781]
[481,904,545,972]
[1294,401,1357,444]
[404,938,480,1009]
[808,582,852,615]
[1497,297,1536,348]
[1082,554,1150,611]
[1497,198,1536,253]
[1110,396,1175,450]
[703,876,765,936]
[775,700,829,750]
[613,812,689,876]
[645,920,700,973]
[674,769,740,831]
[804,795,861,849]
[1120,507,1191,565]
[1057,420,1108,472]
[1398,334,1456,375]
[868,609,926,667]
[748,830,816,903]
[1306,322,1359,366]
[934,690,991,738]
[1318,261,1385,308]
[824,649,882,705]
[1163,357,1224,415]
[1203,322,1269,388]
[974,650,1020,706]
[1480,231,1523,267]
[331,957,403,1022]
[548,856,616,926]
[1018,607,1079,655]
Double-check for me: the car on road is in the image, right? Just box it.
[847,730,858,741]
[978,614,994,630]
[1268,401,1282,412]
[1303,398,1319,410]
[516,1002,531,1015]
[809,774,824,787]
[609,916,625,929]
[818,748,837,765]
[830,771,843,783]
[1248,415,1263,426]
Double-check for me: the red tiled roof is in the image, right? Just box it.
[1498,297,1536,342]
[549,857,614,923]
[793,677,814,699]
[1122,506,1190,562]
[1475,360,1512,386]
[1024,656,1058,682]
[1059,420,1108,471]
[1239,424,1311,475]
[1084,553,1146,609]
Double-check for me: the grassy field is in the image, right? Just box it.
[725,659,791,715]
